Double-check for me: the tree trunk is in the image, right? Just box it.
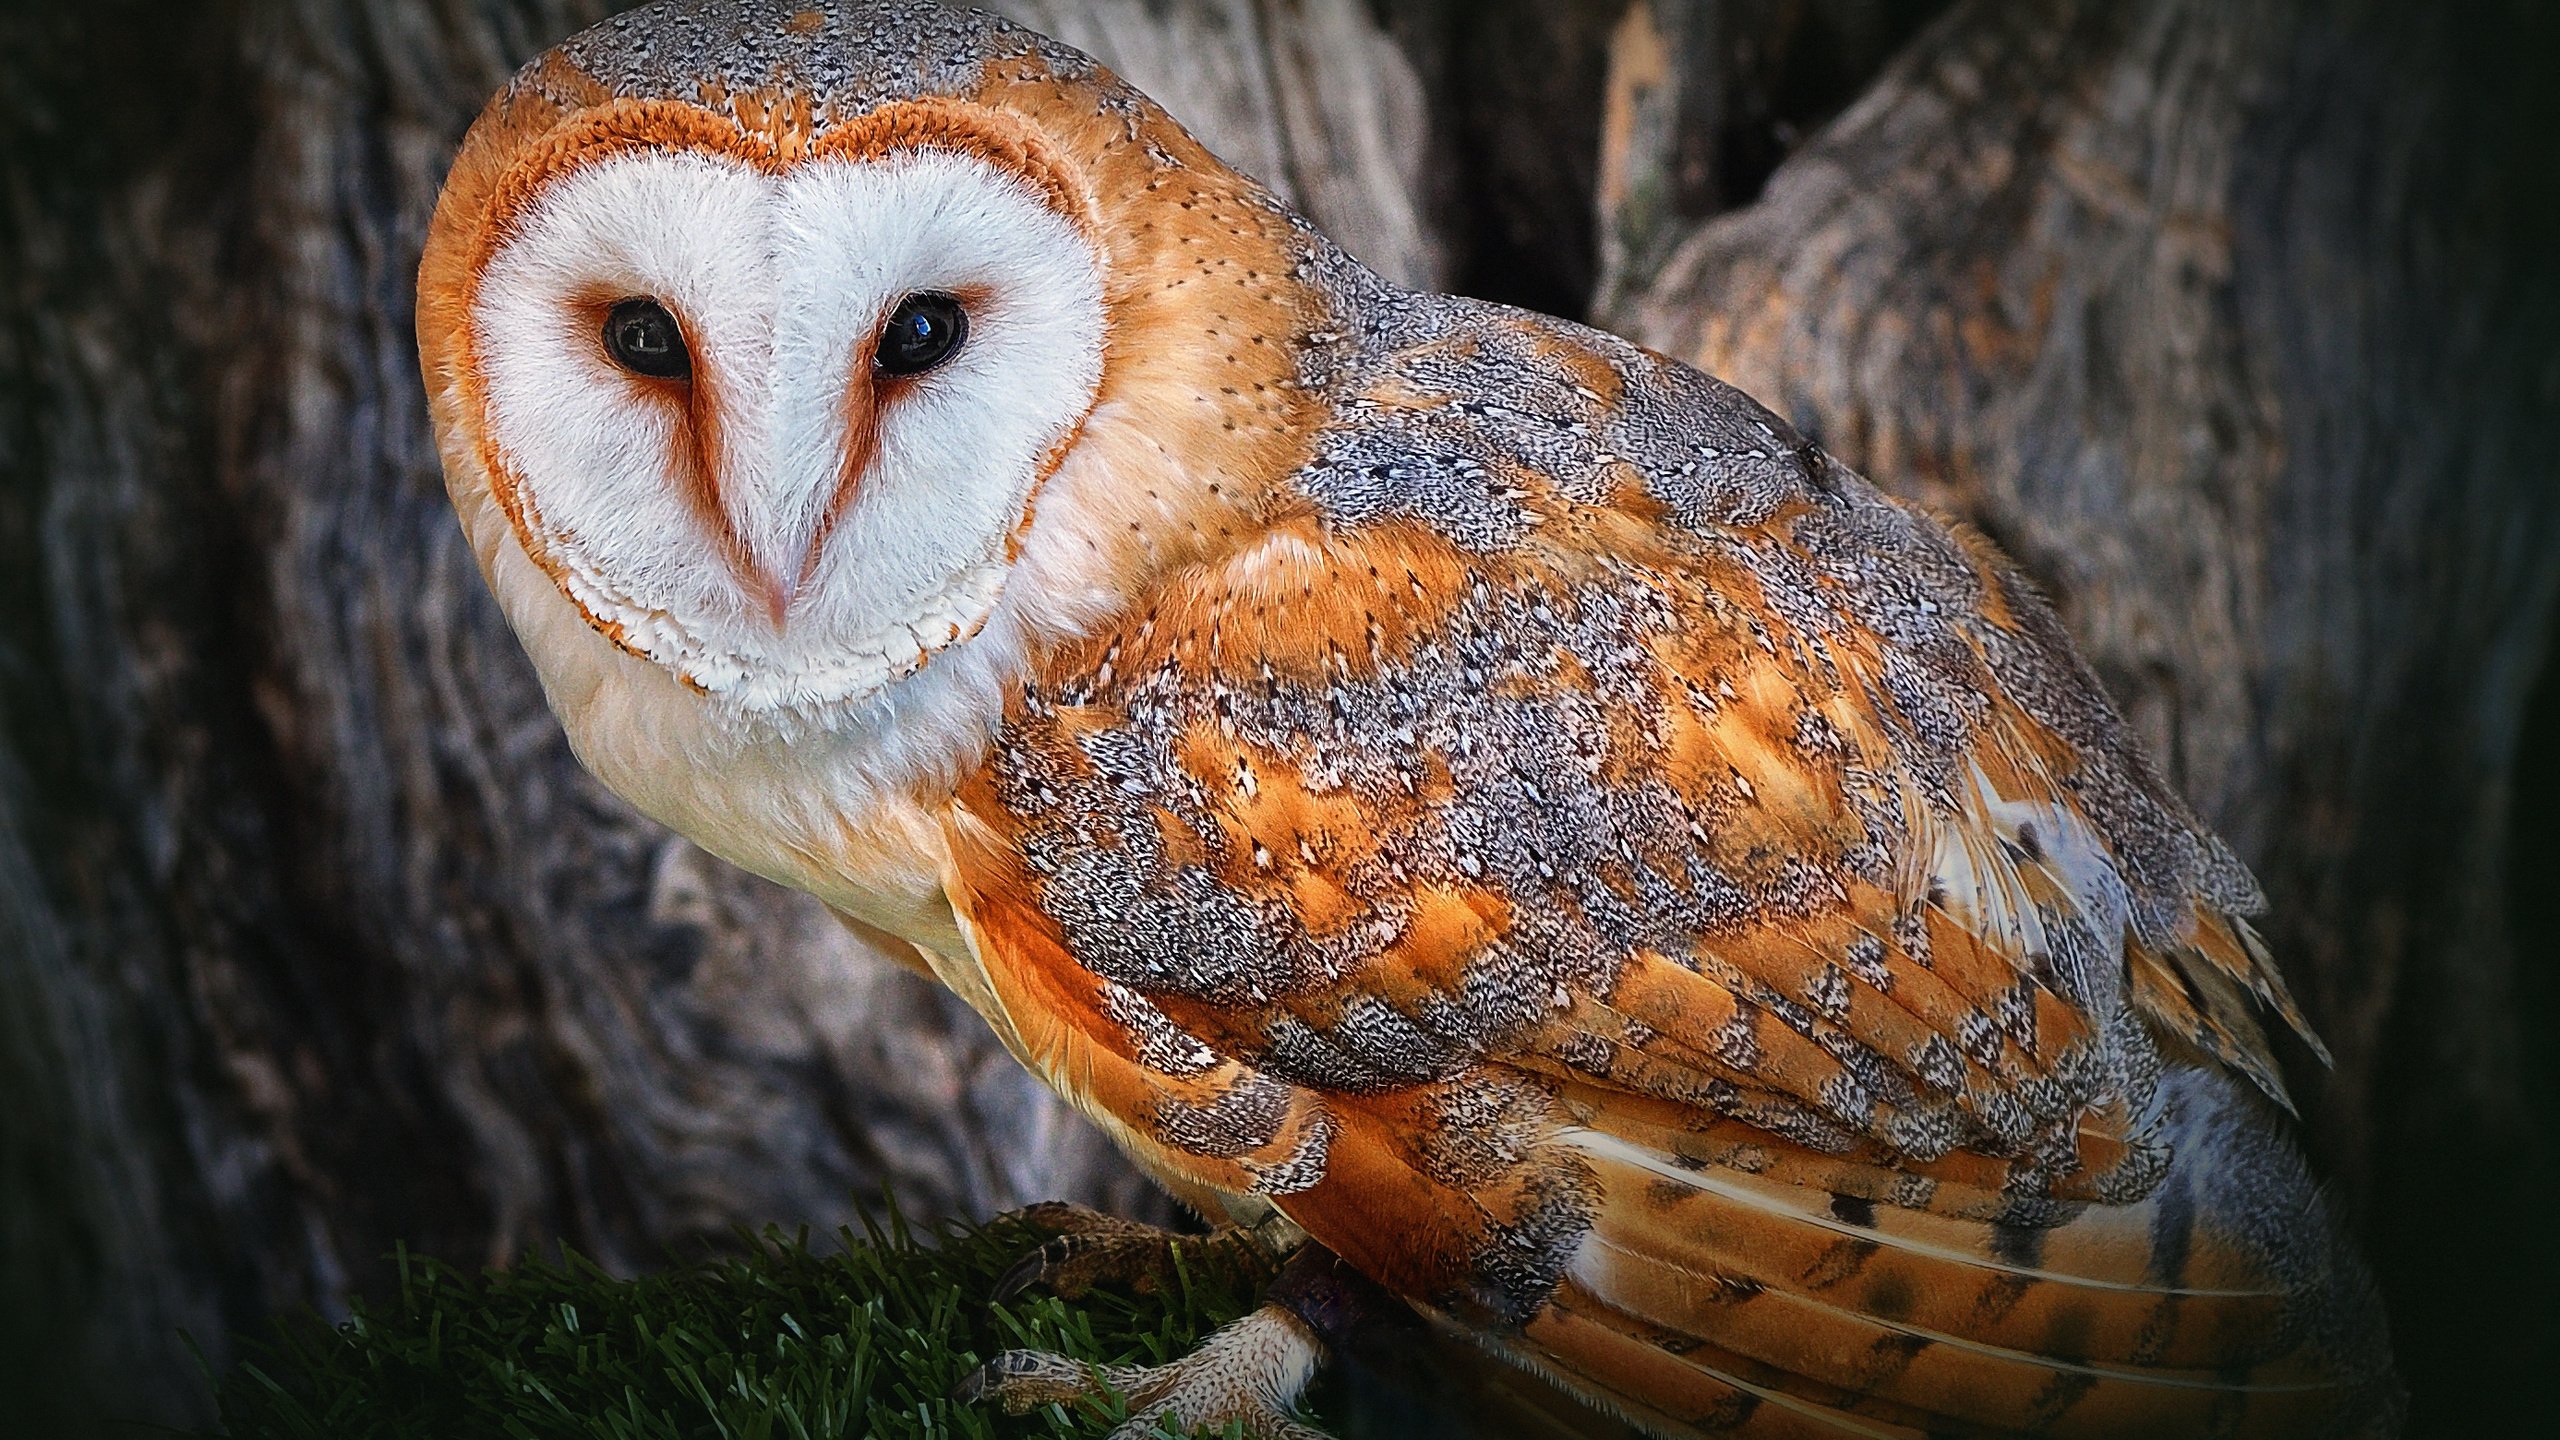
[0,2,1448,1432]
[1,1,2547,1436]
[1614,1,2560,1431]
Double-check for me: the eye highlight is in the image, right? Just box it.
[602,297,690,379]
[875,292,969,376]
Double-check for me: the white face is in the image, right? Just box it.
[470,146,1105,714]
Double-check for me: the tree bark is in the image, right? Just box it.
[1615,1,2560,1430]
[1,0,2548,1435]
[0,2,1446,1432]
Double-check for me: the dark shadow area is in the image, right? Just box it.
[1710,0,1946,211]
[2517,639,2560,1268]
[2364,632,2560,1438]
[1385,0,1949,323]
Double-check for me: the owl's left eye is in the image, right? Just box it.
[875,292,969,376]
[602,297,690,380]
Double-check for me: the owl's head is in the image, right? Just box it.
[419,0,1332,731]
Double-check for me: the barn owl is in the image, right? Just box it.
[416,1,2399,1434]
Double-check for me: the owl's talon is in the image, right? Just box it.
[955,1304,1333,1440]
[996,1229,1145,1301]
[986,1203,1288,1304]
[987,1202,1192,1301]
[953,1346,1103,1412]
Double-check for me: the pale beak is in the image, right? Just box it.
[756,567,798,629]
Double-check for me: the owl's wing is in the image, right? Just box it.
[944,319,2356,1435]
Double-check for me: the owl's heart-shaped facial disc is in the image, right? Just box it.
[465,135,1105,712]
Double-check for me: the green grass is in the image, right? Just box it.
[202,1209,1267,1440]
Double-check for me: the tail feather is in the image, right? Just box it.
[1570,1159,2292,1372]
[1519,1290,1933,1439]
[1543,1130,2348,1437]
[1571,1243,2326,1437]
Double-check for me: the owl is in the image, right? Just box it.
[416,1,2399,1435]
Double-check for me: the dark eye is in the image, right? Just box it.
[602,297,690,379]
[875,292,969,376]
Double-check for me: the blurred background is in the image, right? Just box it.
[0,0,2552,1434]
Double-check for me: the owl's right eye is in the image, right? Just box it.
[602,298,690,380]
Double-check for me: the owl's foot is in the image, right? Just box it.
[988,1201,1291,1303]
[956,1302,1333,1440]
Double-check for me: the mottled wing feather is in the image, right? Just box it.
[950,300,2353,1433]
[942,842,1341,1208]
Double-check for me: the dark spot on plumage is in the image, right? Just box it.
[2024,1371,2100,1429]
[1802,1235,1880,1290]
[1708,1273,1766,1305]
[2130,1294,2184,1367]
[1798,440,1842,495]
[2147,1169,2196,1286]
[2039,1299,2098,1362]
[1862,1268,1915,1321]
[2024,948,2061,991]
[1972,1272,2034,1326]
[1990,1220,2048,1270]
[1696,1393,1761,1431]
[1855,1331,1932,1386]
[1828,1192,1878,1228]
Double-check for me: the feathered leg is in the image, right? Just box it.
[960,1236,1385,1440]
